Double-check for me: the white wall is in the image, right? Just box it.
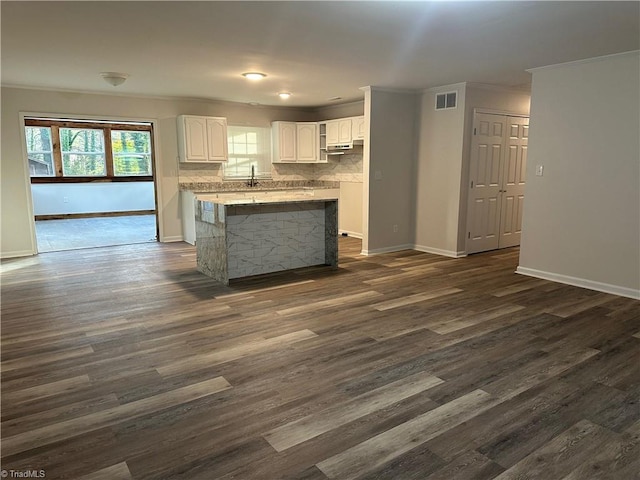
[31,182,155,215]
[363,88,418,254]
[518,51,640,298]
[0,86,315,257]
[414,84,467,257]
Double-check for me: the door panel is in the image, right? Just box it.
[499,117,528,248]
[466,113,506,254]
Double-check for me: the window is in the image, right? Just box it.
[25,126,54,176]
[435,91,457,110]
[224,125,272,179]
[60,128,106,176]
[111,130,152,176]
[25,118,154,182]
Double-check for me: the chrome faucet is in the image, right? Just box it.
[247,165,259,187]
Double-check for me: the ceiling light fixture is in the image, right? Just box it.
[242,72,267,80]
[278,92,291,100]
[100,72,129,87]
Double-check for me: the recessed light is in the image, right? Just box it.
[242,72,267,80]
[278,92,291,99]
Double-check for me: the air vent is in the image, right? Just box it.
[435,91,457,110]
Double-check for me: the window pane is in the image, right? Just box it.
[60,128,106,176]
[111,130,152,176]
[29,153,55,176]
[62,153,106,176]
[25,126,55,177]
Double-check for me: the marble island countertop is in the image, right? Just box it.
[196,188,339,206]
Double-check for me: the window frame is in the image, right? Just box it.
[25,118,155,183]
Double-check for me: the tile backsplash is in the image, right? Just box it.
[178,153,363,186]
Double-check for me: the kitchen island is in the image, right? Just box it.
[195,190,338,284]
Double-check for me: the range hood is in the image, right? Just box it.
[326,139,364,154]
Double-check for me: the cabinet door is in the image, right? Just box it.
[326,120,340,145]
[206,117,228,161]
[296,123,318,162]
[279,122,297,161]
[338,119,352,143]
[352,116,365,140]
[183,116,208,161]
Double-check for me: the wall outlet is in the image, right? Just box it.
[393,224,399,233]
[63,196,69,203]
[374,170,383,180]
[535,165,544,176]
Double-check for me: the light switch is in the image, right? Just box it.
[374,170,383,180]
[535,165,544,177]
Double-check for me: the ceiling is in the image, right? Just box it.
[1,1,638,107]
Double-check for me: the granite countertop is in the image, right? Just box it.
[196,188,339,206]
[180,180,339,193]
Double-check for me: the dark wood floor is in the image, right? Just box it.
[1,238,638,479]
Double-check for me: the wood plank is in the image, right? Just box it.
[157,329,318,377]
[493,420,617,479]
[2,376,231,457]
[77,462,133,480]
[316,389,497,480]
[264,370,443,451]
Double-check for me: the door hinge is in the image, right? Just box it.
[470,181,474,188]
[474,128,477,135]
[468,232,471,239]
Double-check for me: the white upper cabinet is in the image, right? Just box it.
[296,123,318,162]
[352,116,365,140]
[326,118,355,145]
[326,119,353,146]
[272,122,297,162]
[272,121,319,163]
[177,115,228,163]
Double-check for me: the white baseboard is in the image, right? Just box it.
[159,236,184,243]
[1,249,36,259]
[413,244,467,258]
[339,230,363,239]
[516,266,640,300]
[361,243,414,256]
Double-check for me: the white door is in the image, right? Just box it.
[184,116,208,161]
[296,123,317,162]
[338,119,352,143]
[499,117,528,248]
[206,117,228,161]
[279,122,297,161]
[326,120,340,145]
[466,113,529,254]
[467,113,506,254]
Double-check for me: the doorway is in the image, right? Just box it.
[25,117,159,252]
[466,112,529,254]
